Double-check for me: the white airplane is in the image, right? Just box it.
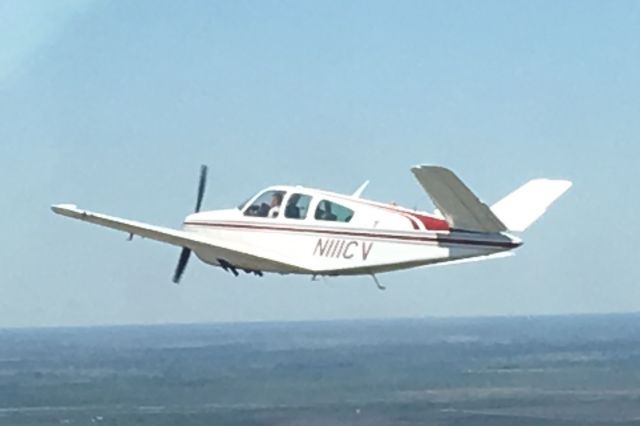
[51,165,571,290]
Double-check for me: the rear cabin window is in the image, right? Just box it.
[284,194,312,220]
[314,200,354,223]
[244,190,286,218]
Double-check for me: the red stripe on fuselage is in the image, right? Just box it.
[408,212,449,231]
[325,193,449,231]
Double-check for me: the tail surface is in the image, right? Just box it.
[411,165,571,233]
[491,179,572,232]
[411,165,507,232]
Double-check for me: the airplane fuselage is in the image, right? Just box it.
[182,185,521,276]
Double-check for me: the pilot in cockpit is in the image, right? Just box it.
[268,192,283,218]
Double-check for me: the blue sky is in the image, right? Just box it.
[1,0,639,327]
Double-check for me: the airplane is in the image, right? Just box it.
[51,165,571,290]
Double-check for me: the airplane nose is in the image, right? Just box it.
[184,212,202,224]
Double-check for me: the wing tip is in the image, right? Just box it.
[558,179,573,190]
[411,165,454,177]
[528,178,573,195]
[51,203,80,216]
[411,163,441,170]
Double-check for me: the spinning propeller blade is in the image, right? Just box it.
[195,164,207,213]
[173,247,191,283]
[172,165,208,284]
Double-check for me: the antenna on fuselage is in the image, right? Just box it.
[352,180,370,198]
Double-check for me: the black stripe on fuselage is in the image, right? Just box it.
[183,221,521,250]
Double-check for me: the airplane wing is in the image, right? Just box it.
[52,204,211,249]
[411,166,507,232]
[51,204,310,273]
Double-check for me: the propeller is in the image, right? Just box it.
[172,165,208,284]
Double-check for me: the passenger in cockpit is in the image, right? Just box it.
[268,192,283,218]
[323,202,337,221]
[316,201,337,221]
[285,194,301,219]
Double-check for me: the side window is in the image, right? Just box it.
[284,194,312,220]
[244,190,286,218]
[315,200,354,223]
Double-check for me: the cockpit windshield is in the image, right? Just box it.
[237,196,252,210]
[244,190,286,218]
